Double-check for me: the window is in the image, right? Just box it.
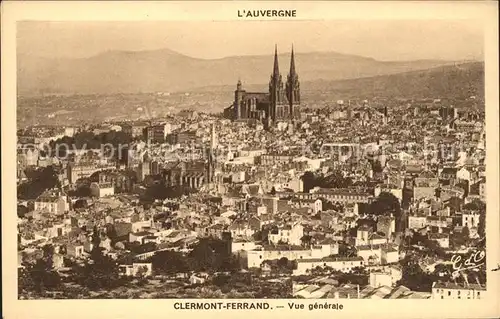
[448,291,451,296]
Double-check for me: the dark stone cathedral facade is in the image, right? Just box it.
[224,45,301,126]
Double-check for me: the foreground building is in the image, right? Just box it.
[431,282,486,299]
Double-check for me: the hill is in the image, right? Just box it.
[194,61,484,102]
[17,48,456,96]
[304,61,484,101]
[16,62,483,128]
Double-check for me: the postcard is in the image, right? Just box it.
[2,1,499,318]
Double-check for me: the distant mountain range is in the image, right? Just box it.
[17,48,469,95]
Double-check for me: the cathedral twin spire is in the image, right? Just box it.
[288,44,298,80]
[231,45,300,123]
[269,44,301,120]
[273,44,281,79]
[271,44,297,80]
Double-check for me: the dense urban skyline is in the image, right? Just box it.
[13,10,490,304]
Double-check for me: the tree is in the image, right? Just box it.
[462,226,470,239]
[447,196,462,213]
[432,263,453,280]
[19,244,61,294]
[337,271,369,286]
[69,185,91,198]
[463,200,486,211]
[301,171,317,193]
[188,238,235,273]
[451,227,470,249]
[478,211,486,239]
[151,250,190,275]
[128,242,158,254]
[18,268,36,294]
[104,224,118,244]
[142,183,198,203]
[370,192,401,216]
[269,186,277,195]
[136,265,149,279]
[17,205,29,218]
[50,130,133,160]
[253,229,270,242]
[73,199,88,209]
[338,243,356,257]
[219,255,240,272]
[277,257,289,269]
[142,183,168,202]
[321,198,337,211]
[370,192,403,230]
[424,239,446,258]
[351,266,367,275]
[189,239,218,272]
[321,170,353,189]
[17,166,61,200]
[371,160,383,173]
[398,257,437,292]
[300,235,313,246]
[73,227,122,290]
[213,273,231,287]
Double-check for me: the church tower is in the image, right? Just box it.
[206,123,216,186]
[268,45,286,122]
[286,45,301,119]
[234,79,245,120]
[210,122,218,150]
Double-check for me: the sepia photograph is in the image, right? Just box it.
[2,1,499,318]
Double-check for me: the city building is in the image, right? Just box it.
[431,282,486,299]
[224,45,301,126]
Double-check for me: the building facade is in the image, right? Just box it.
[225,45,301,126]
[431,282,485,299]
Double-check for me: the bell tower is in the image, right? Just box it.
[269,45,286,122]
[286,45,301,119]
[234,79,245,120]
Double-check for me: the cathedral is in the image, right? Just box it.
[224,45,301,126]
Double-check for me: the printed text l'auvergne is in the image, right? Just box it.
[238,9,297,18]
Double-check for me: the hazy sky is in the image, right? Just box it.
[17,20,484,61]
